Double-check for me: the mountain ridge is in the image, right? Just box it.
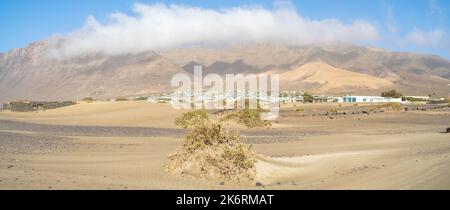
[0,41,449,103]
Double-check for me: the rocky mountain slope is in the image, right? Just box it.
[161,43,450,95]
[0,42,184,103]
[0,42,449,103]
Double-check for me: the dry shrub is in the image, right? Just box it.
[175,109,209,129]
[294,108,304,112]
[220,102,272,129]
[183,122,239,152]
[231,109,271,128]
[168,111,257,183]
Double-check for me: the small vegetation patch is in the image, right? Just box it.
[381,90,403,98]
[81,97,94,103]
[115,97,128,101]
[302,92,314,103]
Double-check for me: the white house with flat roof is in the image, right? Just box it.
[343,96,402,103]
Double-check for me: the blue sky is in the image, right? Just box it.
[0,0,449,58]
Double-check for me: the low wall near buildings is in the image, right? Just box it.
[2,101,76,112]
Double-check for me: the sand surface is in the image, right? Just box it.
[0,101,185,128]
[1,101,449,189]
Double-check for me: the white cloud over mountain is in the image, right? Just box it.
[48,3,380,58]
[406,28,446,47]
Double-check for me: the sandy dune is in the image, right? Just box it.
[1,101,449,189]
[279,62,393,91]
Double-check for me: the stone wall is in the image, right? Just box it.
[2,101,76,112]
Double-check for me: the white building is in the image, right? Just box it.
[343,96,402,103]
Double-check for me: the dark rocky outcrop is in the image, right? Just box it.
[2,100,76,112]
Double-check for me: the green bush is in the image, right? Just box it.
[303,92,314,103]
[381,90,403,98]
